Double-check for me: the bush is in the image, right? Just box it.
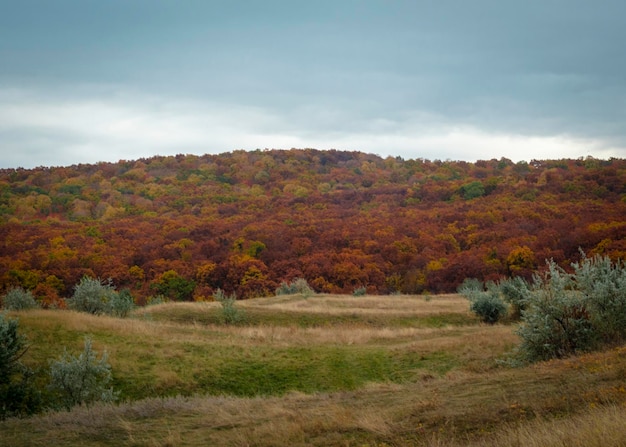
[517,260,596,361]
[66,277,133,317]
[458,279,507,324]
[457,278,484,295]
[0,313,41,419]
[498,276,531,320]
[48,337,117,410]
[213,289,245,325]
[516,254,626,363]
[468,288,508,324]
[275,278,314,297]
[572,253,626,343]
[109,289,134,317]
[2,287,39,311]
[352,286,367,296]
[146,294,169,306]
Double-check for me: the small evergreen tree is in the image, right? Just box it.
[572,252,626,343]
[0,313,41,419]
[151,270,196,301]
[516,260,596,361]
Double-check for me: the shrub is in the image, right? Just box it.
[48,337,117,410]
[275,278,315,297]
[515,254,626,363]
[213,289,245,325]
[459,277,532,322]
[498,276,531,320]
[352,286,367,297]
[66,277,133,317]
[458,278,507,323]
[1,287,39,311]
[146,294,169,306]
[516,260,596,361]
[457,278,484,295]
[468,288,508,324]
[572,253,626,343]
[109,289,134,317]
[0,313,41,419]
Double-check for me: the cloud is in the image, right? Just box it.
[0,87,619,169]
[1,2,626,168]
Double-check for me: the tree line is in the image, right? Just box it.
[1,149,624,302]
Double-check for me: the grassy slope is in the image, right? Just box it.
[2,294,626,446]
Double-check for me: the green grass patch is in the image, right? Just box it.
[135,304,477,328]
[193,346,456,397]
[11,308,459,403]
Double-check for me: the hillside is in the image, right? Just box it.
[2,295,626,446]
[1,149,625,302]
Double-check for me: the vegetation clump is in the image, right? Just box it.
[1,313,117,417]
[352,286,367,297]
[460,253,626,361]
[497,276,531,320]
[213,289,245,325]
[0,313,41,419]
[1,287,39,311]
[517,254,626,362]
[48,338,117,410]
[459,279,508,324]
[66,277,134,317]
[275,278,315,297]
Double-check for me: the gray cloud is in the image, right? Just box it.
[1,1,625,168]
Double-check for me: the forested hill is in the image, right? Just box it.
[1,149,625,303]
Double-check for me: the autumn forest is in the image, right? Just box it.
[1,149,625,305]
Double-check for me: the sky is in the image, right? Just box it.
[1,0,625,169]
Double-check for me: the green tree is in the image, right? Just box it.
[0,313,41,419]
[468,289,508,324]
[151,270,196,301]
[460,181,485,200]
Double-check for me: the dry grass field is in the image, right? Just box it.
[2,293,626,446]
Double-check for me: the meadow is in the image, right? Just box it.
[2,293,626,446]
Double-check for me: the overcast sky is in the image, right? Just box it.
[1,0,625,168]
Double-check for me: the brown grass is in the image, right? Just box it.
[3,347,626,447]
[461,404,626,447]
[2,295,626,446]
[241,293,467,316]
